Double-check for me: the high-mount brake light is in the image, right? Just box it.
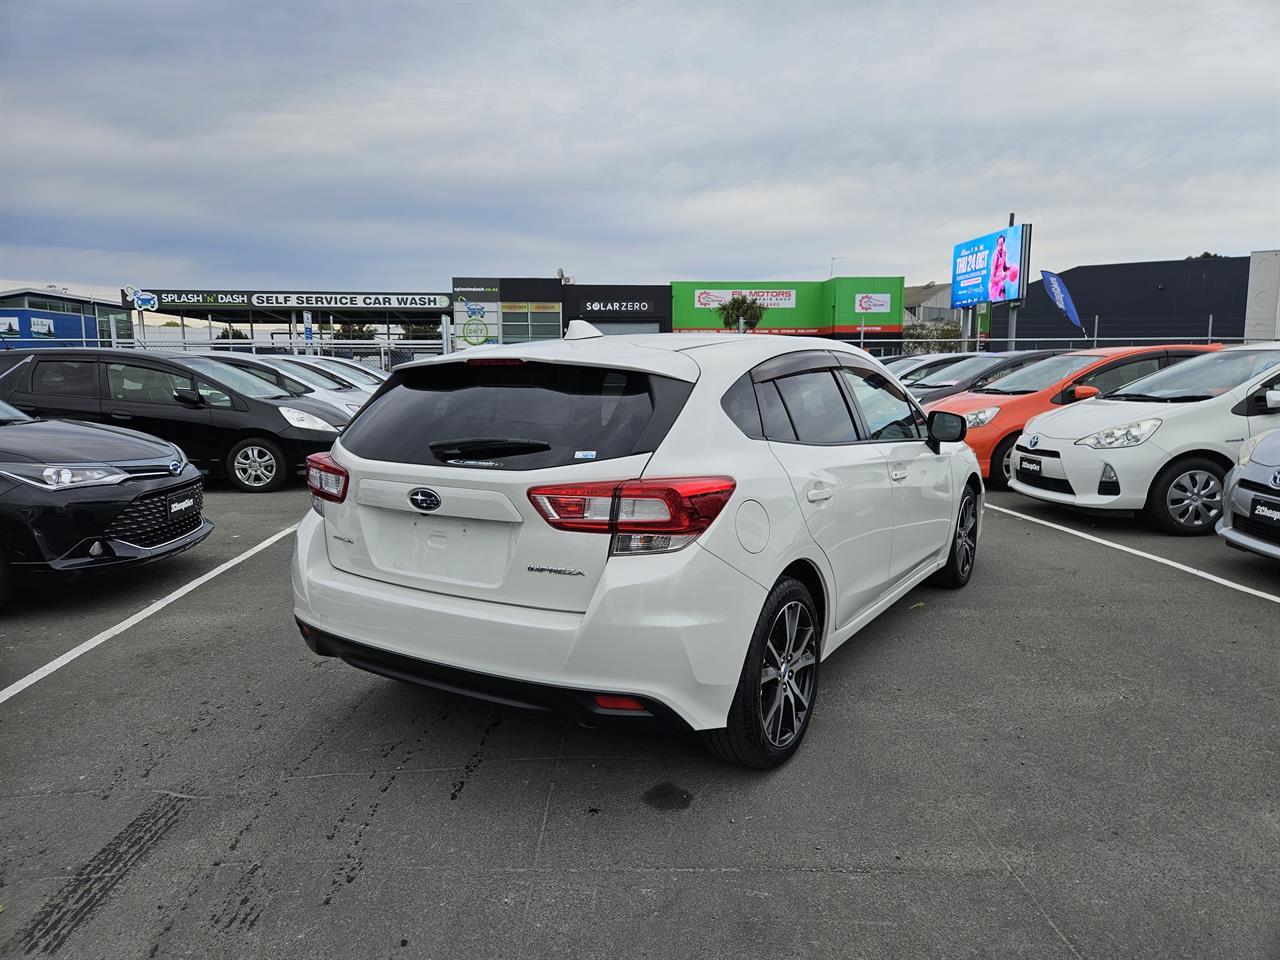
[527,477,736,554]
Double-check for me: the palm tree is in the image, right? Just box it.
[715,295,766,333]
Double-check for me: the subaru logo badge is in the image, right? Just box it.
[408,488,441,512]
[1271,470,1280,490]
[169,460,182,476]
[1028,435,1040,449]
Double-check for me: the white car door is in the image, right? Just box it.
[837,362,955,581]
[756,363,896,630]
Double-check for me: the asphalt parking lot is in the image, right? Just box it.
[1,482,1277,959]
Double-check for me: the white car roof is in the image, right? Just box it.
[1223,341,1280,350]
[394,334,880,383]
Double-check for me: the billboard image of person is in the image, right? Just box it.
[950,224,1030,308]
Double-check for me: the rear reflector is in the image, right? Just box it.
[527,476,736,554]
[306,452,349,503]
[593,694,647,711]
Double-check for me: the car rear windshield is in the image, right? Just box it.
[976,354,1097,393]
[339,360,692,469]
[1107,349,1280,400]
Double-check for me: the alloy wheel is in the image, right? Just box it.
[758,601,817,749]
[955,492,977,577]
[234,446,278,488]
[1001,445,1014,483]
[1165,469,1222,529]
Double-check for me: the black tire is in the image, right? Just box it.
[701,577,821,769]
[225,437,288,493]
[929,483,979,588]
[988,434,1018,490]
[1144,457,1226,536]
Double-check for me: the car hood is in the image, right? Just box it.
[1248,430,1280,467]
[926,390,1028,414]
[0,418,177,464]
[1024,399,1177,440]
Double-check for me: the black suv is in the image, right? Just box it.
[0,349,348,492]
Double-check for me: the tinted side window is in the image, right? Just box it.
[106,363,192,405]
[721,373,763,439]
[774,371,857,444]
[1078,357,1162,394]
[839,367,925,440]
[34,360,97,397]
[755,381,796,441]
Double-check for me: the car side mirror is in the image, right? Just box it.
[926,410,966,453]
[1266,388,1280,411]
[1067,384,1100,402]
[173,388,204,407]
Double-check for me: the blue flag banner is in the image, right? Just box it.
[1041,270,1082,330]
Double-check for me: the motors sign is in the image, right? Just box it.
[121,289,451,311]
[694,288,797,310]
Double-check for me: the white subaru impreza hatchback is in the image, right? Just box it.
[292,325,981,767]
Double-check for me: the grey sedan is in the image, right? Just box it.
[1217,427,1280,560]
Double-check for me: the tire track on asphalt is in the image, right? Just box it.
[7,790,193,956]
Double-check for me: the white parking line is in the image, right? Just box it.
[986,504,1280,605]
[0,524,299,707]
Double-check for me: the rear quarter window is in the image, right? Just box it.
[340,360,692,469]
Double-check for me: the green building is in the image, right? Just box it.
[670,277,905,337]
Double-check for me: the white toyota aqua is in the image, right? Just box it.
[1010,343,1280,534]
[293,324,982,767]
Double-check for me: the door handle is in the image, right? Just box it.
[110,410,133,420]
[890,467,908,482]
[807,486,833,502]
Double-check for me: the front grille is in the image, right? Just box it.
[105,482,204,548]
[1015,469,1075,495]
[1015,443,1061,459]
[1239,478,1280,496]
[1098,479,1121,495]
[1233,512,1280,546]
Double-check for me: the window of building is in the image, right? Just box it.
[25,297,81,315]
[500,302,562,343]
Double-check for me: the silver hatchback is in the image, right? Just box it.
[1217,427,1280,560]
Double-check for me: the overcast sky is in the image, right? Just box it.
[2,0,1278,294]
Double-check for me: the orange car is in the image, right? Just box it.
[925,344,1221,487]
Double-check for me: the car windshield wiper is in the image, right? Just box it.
[973,386,1034,395]
[1107,392,1211,403]
[429,437,551,458]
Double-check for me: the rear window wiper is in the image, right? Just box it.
[428,437,552,458]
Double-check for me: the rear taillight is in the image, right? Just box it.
[306,453,348,514]
[527,477,735,555]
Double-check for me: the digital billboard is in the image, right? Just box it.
[950,224,1031,308]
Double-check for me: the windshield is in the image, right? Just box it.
[309,358,384,385]
[975,354,1097,393]
[912,354,1007,386]
[881,356,919,371]
[182,357,290,399]
[899,356,968,385]
[270,359,349,390]
[0,398,32,423]
[1107,349,1280,400]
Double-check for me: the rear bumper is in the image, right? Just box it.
[297,620,691,730]
[291,510,768,730]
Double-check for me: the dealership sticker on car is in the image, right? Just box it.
[1020,457,1042,475]
[167,491,198,520]
[1250,498,1280,529]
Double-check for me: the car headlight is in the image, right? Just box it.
[0,463,129,489]
[1236,431,1271,467]
[279,407,339,432]
[965,407,1000,428]
[1075,418,1161,449]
